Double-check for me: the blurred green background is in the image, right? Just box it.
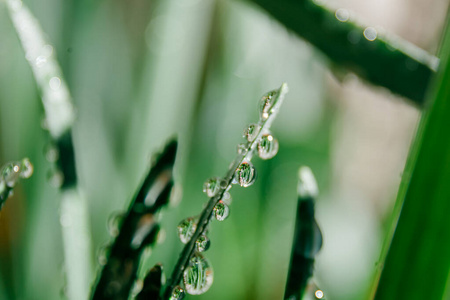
[0,0,447,299]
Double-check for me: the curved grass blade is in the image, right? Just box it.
[373,14,450,300]
[91,140,177,300]
[284,167,323,300]
[249,0,438,106]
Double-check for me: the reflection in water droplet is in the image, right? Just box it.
[315,290,324,299]
[196,235,210,252]
[213,201,229,221]
[183,253,213,295]
[221,192,232,205]
[177,217,197,244]
[2,163,21,187]
[234,162,256,187]
[259,90,277,120]
[363,27,377,41]
[203,177,221,197]
[257,134,279,160]
[243,123,261,142]
[20,158,33,178]
[107,212,124,237]
[335,8,350,22]
[169,285,185,300]
[237,143,248,155]
[35,55,47,67]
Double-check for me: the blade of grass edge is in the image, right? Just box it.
[373,13,450,300]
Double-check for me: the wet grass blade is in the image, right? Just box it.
[91,140,177,300]
[284,167,323,300]
[373,16,450,300]
[248,0,437,106]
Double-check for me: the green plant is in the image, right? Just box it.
[1,0,449,299]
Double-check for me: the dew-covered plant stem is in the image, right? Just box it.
[0,158,33,209]
[284,167,323,300]
[162,83,289,299]
[250,0,438,106]
[5,1,91,299]
[91,140,177,300]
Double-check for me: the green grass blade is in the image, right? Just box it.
[374,16,450,300]
[248,0,437,106]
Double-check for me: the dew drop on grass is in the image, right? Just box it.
[259,90,277,120]
[2,163,21,187]
[107,212,124,237]
[234,162,256,187]
[97,244,110,266]
[213,201,229,221]
[169,285,185,300]
[196,235,210,252]
[203,177,221,197]
[183,253,213,295]
[177,217,197,244]
[221,191,232,205]
[243,123,261,142]
[257,134,279,160]
[237,143,248,155]
[20,158,33,178]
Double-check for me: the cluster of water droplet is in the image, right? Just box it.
[0,158,34,201]
[172,87,286,297]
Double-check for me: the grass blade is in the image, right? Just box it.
[373,15,450,300]
[248,0,437,106]
[91,140,177,300]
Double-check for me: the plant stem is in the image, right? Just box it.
[5,1,92,299]
[249,0,438,106]
[163,83,289,299]
[373,14,450,300]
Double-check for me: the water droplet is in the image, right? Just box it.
[19,158,33,178]
[107,212,124,237]
[221,192,232,205]
[363,27,377,41]
[243,123,261,142]
[49,77,61,90]
[35,55,47,67]
[97,244,110,266]
[237,143,248,155]
[2,163,21,187]
[335,8,350,22]
[213,201,229,221]
[203,177,221,197]
[257,134,279,160]
[234,162,256,187]
[169,285,185,300]
[196,235,210,252]
[177,217,197,244]
[48,169,64,188]
[183,253,213,295]
[315,289,324,299]
[259,90,277,120]
[45,145,59,162]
